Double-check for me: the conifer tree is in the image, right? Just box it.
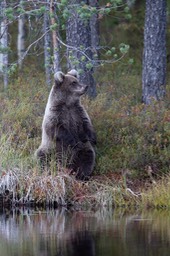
[142,0,167,104]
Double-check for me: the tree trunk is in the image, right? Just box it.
[50,0,60,73]
[66,0,97,98]
[142,0,167,104]
[0,0,8,89]
[17,0,26,69]
[44,1,52,87]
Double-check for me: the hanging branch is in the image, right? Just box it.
[0,0,130,87]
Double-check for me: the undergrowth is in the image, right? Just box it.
[92,96,170,176]
[0,68,169,207]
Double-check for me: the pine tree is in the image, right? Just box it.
[142,0,167,104]
[66,0,97,97]
[0,0,8,89]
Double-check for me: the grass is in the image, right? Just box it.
[0,167,141,208]
[0,67,170,208]
[1,164,170,209]
[141,174,170,209]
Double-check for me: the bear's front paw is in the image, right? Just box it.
[79,133,88,143]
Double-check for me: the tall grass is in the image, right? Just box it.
[141,174,170,208]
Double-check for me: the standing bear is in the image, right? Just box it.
[35,69,96,180]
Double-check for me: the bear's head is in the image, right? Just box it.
[54,70,88,102]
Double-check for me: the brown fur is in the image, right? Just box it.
[35,70,96,180]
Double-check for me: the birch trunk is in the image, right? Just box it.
[17,1,26,69]
[0,0,8,89]
[44,1,51,87]
[50,0,60,73]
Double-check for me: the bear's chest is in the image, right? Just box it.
[59,107,83,130]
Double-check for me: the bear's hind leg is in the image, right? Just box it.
[72,144,95,180]
[35,127,54,170]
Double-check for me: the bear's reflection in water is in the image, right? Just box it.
[0,208,170,256]
[0,208,98,256]
[59,231,95,256]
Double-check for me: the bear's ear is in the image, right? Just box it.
[67,69,79,79]
[54,71,65,84]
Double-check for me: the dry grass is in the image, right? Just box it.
[0,167,142,208]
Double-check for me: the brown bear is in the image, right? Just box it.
[35,69,96,180]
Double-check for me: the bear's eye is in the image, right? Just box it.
[72,82,77,87]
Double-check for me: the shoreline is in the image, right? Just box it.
[0,169,169,210]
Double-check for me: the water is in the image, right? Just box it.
[0,208,170,256]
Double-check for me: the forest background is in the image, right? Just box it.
[0,0,170,207]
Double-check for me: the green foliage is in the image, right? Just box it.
[62,8,70,19]
[0,0,133,76]
[4,7,14,20]
[39,6,46,14]
[83,69,170,176]
[119,43,130,54]
[86,62,93,69]
[0,70,48,165]
[61,0,68,5]
[0,46,11,54]
[8,63,18,76]
[106,50,112,56]
[17,7,26,15]
[50,23,58,31]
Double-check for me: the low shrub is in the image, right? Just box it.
[86,93,170,176]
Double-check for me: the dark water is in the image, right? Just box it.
[0,208,170,256]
